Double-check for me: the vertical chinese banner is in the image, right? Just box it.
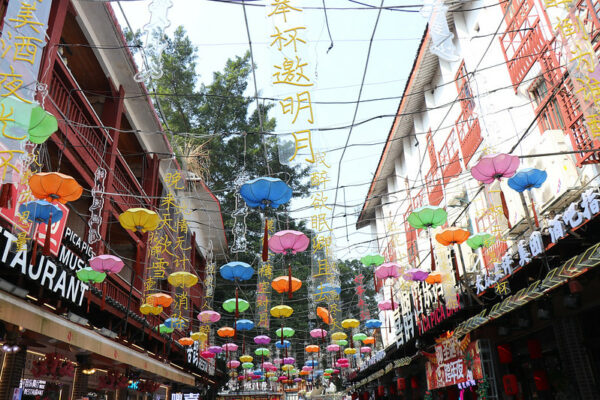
[354,273,370,321]
[0,0,53,183]
[256,218,275,330]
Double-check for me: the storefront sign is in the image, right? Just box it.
[19,379,46,397]
[425,340,482,390]
[186,340,214,376]
[455,241,600,337]
[357,349,386,372]
[475,188,600,294]
[0,225,89,305]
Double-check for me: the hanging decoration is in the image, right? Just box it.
[18,200,63,260]
[231,170,249,253]
[420,0,459,62]
[408,205,448,272]
[256,218,276,330]
[134,0,173,81]
[353,273,371,321]
[87,167,106,245]
[31,353,74,379]
[507,168,548,229]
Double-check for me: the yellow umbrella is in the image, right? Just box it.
[331,332,347,341]
[139,303,162,315]
[270,305,294,318]
[191,332,208,342]
[266,372,275,377]
[239,355,253,363]
[118,208,159,233]
[282,364,294,371]
[344,348,357,355]
[341,319,360,329]
[168,271,198,288]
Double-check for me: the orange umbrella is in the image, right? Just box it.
[178,337,194,346]
[363,336,375,345]
[147,293,173,307]
[217,327,235,338]
[435,228,470,246]
[271,276,302,294]
[317,307,331,325]
[425,272,443,285]
[305,345,319,353]
[29,172,83,204]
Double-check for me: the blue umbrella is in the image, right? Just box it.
[164,317,186,330]
[235,319,255,331]
[314,369,324,376]
[253,369,263,376]
[275,340,291,349]
[220,261,254,281]
[315,283,341,296]
[240,177,292,209]
[305,360,318,367]
[19,200,63,223]
[507,168,547,192]
[365,319,383,329]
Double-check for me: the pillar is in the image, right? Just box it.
[0,347,26,400]
[71,368,89,400]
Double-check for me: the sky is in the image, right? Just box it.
[115,0,426,260]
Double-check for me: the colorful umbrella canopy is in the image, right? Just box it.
[240,177,292,209]
[220,261,254,281]
[365,319,382,329]
[404,269,429,282]
[466,232,495,250]
[360,254,385,267]
[316,307,331,324]
[309,328,327,338]
[331,332,347,341]
[271,276,303,294]
[223,343,239,352]
[29,172,82,204]
[254,348,271,356]
[302,366,313,371]
[325,368,334,374]
[283,357,295,365]
[360,347,372,353]
[223,298,250,313]
[227,360,240,368]
[326,344,340,352]
[341,319,360,329]
[425,272,443,284]
[28,105,58,144]
[76,267,106,284]
[336,340,348,346]
[164,317,186,329]
[208,345,223,354]
[344,348,357,355]
[89,255,124,274]
[407,205,448,229]
[168,271,198,288]
[363,336,376,345]
[273,358,283,365]
[190,332,207,342]
[254,335,271,345]
[275,340,291,349]
[305,360,318,367]
[147,293,174,308]
[242,362,254,369]
[471,153,520,184]
[268,230,310,254]
[262,362,274,369]
[156,324,174,334]
[270,305,293,318]
[118,208,159,233]
[139,304,162,315]
[305,345,319,353]
[507,168,547,192]
[197,310,221,323]
[217,327,236,337]
[352,333,368,342]
[435,228,470,246]
[201,351,215,359]
[377,300,397,311]
[235,319,255,331]
[239,355,253,363]
[375,263,402,280]
[337,358,349,364]
[281,364,294,371]
[275,327,295,338]
[19,200,63,223]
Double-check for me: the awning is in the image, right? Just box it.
[0,291,195,385]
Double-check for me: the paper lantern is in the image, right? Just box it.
[268,230,309,254]
[28,106,58,144]
[178,337,194,346]
[275,327,295,338]
[435,228,470,246]
[270,305,293,318]
[197,310,221,323]
[167,271,198,288]
[360,253,384,267]
[397,377,406,391]
[223,298,250,313]
[341,319,360,329]
[254,335,271,345]
[240,177,292,209]
[235,319,255,331]
[471,153,519,183]
[407,205,447,229]
[305,345,319,353]
[502,374,518,396]
[139,303,162,315]
[217,327,236,338]
[331,332,347,341]
[316,307,331,324]
[118,208,159,233]
[220,261,254,281]
[467,232,495,250]
[271,276,302,294]
[239,355,253,363]
[497,344,512,364]
[29,172,82,204]
[76,267,106,284]
[148,293,174,308]
[89,255,124,274]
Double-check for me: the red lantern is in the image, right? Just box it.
[497,344,513,364]
[533,370,549,391]
[528,339,542,359]
[377,385,384,397]
[410,376,419,389]
[503,374,518,396]
[397,377,406,391]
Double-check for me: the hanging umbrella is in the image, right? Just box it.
[275,327,295,338]
[223,298,250,313]
[305,360,318,367]
[28,105,58,144]
[217,327,236,338]
[208,346,223,354]
[18,200,64,259]
[403,269,430,282]
[352,333,367,342]
[201,351,216,359]
[77,267,106,284]
[235,319,255,331]
[178,337,194,346]
[191,332,208,342]
[89,255,124,274]
[435,227,471,284]
[302,366,313,371]
[148,293,174,308]
[227,360,241,368]
[283,357,295,365]
[242,362,254,369]
[365,320,382,329]
[167,271,198,288]
[309,328,327,338]
[255,348,271,356]
[466,232,495,250]
[336,339,348,346]
[316,307,331,324]
[326,344,340,352]
[271,276,303,299]
[425,273,443,284]
[198,310,221,323]
[408,205,448,271]
[375,262,402,310]
[156,324,174,334]
[331,332,347,341]
[363,336,375,345]
[254,335,271,345]
[508,168,547,229]
[268,230,310,254]
[344,348,357,355]
[305,345,319,353]
[223,343,239,352]
[240,355,253,363]
[164,317,186,330]
[360,254,385,267]
[29,172,83,204]
[360,347,371,354]
[118,208,159,233]
[378,301,397,334]
[275,340,291,349]
[220,261,254,281]
[139,303,162,315]
[282,364,294,371]
[341,319,360,329]
[270,305,293,318]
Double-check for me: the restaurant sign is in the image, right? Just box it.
[425,339,482,390]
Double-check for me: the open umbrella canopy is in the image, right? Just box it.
[363,336,376,345]
[201,351,215,359]
[223,298,250,313]
[217,327,236,338]
[425,272,443,284]
[240,177,292,209]
[378,300,398,311]
[310,328,327,338]
[254,348,271,356]
[89,255,124,274]
[403,269,430,282]
[147,293,174,308]
[118,208,159,233]
[360,253,385,267]
[239,355,253,363]
[466,232,495,250]
[197,310,221,323]
[139,304,162,315]
[275,340,291,349]
[375,262,402,280]
[242,362,254,369]
[208,346,223,354]
[316,307,331,324]
[222,343,239,352]
[326,344,340,352]
[29,172,83,204]
[365,319,382,329]
[19,200,63,224]
[305,360,318,367]
[270,305,293,318]
[360,347,372,353]
[282,364,294,371]
[235,319,255,331]
[435,227,471,246]
[156,324,174,334]
[352,333,368,342]
[275,327,295,338]
[305,345,319,353]
[341,319,360,329]
[254,335,271,345]
[344,348,357,355]
[336,340,348,346]
[471,153,520,184]
[168,271,198,288]
[331,332,347,341]
[271,276,303,294]
[227,360,240,368]
[407,205,448,229]
[220,261,254,281]
[268,230,310,254]
[76,267,106,284]
[507,168,548,192]
[283,357,295,365]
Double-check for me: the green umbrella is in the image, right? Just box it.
[255,348,271,356]
[352,333,368,342]
[275,327,295,338]
[223,298,250,313]
[324,368,334,374]
[466,232,495,250]
[360,253,385,267]
[269,376,278,382]
[28,106,58,144]
[76,267,106,284]
[156,324,174,334]
[324,376,331,380]
[242,362,254,369]
[290,369,298,375]
[407,205,448,229]
[336,339,348,346]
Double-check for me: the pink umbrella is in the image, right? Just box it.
[360,346,371,353]
[198,310,221,323]
[262,362,274,369]
[337,357,349,364]
[201,351,216,359]
[377,300,397,311]
[375,262,402,310]
[471,153,519,228]
[268,230,310,254]
[309,328,327,340]
[333,369,340,374]
[89,255,124,274]
[326,344,340,352]
[223,343,239,352]
[227,360,240,368]
[273,358,283,365]
[208,345,223,354]
[302,366,313,371]
[254,335,271,345]
[278,376,287,382]
[283,357,295,365]
[266,366,278,372]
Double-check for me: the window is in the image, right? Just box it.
[439,129,462,185]
[404,208,418,267]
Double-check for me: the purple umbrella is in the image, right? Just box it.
[254,335,271,345]
[198,310,221,323]
[208,345,223,354]
[404,269,429,282]
[283,357,295,365]
[89,255,124,274]
[294,378,302,382]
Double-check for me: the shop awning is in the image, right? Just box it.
[0,291,195,385]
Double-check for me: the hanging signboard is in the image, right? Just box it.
[425,339,483,390]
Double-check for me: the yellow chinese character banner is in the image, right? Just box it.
[256,217,276,329]
[0,0,53,183]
